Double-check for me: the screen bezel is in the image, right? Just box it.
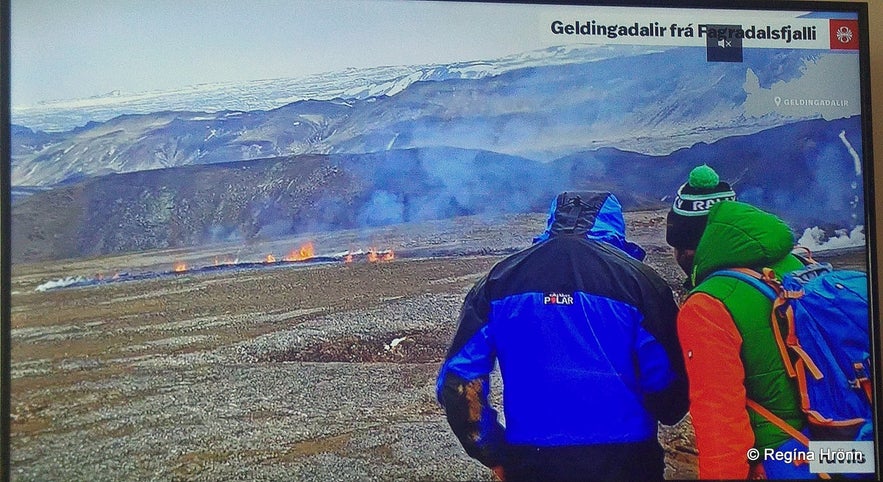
[0,0,878,480]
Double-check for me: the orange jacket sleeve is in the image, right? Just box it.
[678,292,755,479]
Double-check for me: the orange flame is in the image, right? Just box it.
[173,261,188,272]
[265,254,276,263]
[363,248,395,263]
[284,242,315,262]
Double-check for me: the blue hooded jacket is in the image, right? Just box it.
[437,192,687,468]
[532,190,647,260]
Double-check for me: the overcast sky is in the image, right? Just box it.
[11,0,841,108]
[10,0,550,107]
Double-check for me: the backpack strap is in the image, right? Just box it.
[747,399,833,479]
[795,356,869,429]
[709,268,797,378]
[710,268,777,300]
[855,362,873,404]
[746,399,810,447]
[790,246,818,265]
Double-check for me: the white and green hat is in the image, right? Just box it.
[665,165,736,249]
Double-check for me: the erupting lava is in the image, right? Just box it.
[40,242,405,293]
[366,249,395,263]
[284,242,315,262]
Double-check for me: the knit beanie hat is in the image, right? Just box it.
[665,165,736,250]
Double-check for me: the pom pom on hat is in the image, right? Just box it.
[688,164,720,189]
[666,165,736,249]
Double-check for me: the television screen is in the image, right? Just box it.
[3,0,878,480]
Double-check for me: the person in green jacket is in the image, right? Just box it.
[673,200,811,479]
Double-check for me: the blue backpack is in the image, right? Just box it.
[713,261,873,444]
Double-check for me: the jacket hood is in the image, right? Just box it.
[533,191,646,261]
[692,201,795,284]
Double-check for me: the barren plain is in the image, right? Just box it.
[9,209,864,481]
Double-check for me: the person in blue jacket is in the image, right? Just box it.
[436,191,688,482]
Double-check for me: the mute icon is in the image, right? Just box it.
[705,24,742,62]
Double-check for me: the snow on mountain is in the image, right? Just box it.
[11,45,856,193]
[13,44,654,133]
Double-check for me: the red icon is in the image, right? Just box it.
[829,19,859,50]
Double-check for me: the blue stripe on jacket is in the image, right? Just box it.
[438,290,676,446]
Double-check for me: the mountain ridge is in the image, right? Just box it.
[11,46,838,188]
[11,116,864,263]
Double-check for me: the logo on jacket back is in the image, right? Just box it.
[544,293,574,305]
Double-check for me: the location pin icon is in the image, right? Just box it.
[774,96,782,106]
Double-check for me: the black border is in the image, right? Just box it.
[0,1,877,480]
[853,0,883,475]
[2,0,11,479]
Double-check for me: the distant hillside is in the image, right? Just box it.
[11,117,864,263]
[11,47,832,188]
[553,116,865,231]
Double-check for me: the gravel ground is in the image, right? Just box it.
[9,210,708,481]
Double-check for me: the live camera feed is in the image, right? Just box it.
[7,1,875,481]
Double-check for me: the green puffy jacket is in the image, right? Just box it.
[690,201,805,450]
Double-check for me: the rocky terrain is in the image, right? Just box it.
[9,209,711,481]
[8,207,868,481]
